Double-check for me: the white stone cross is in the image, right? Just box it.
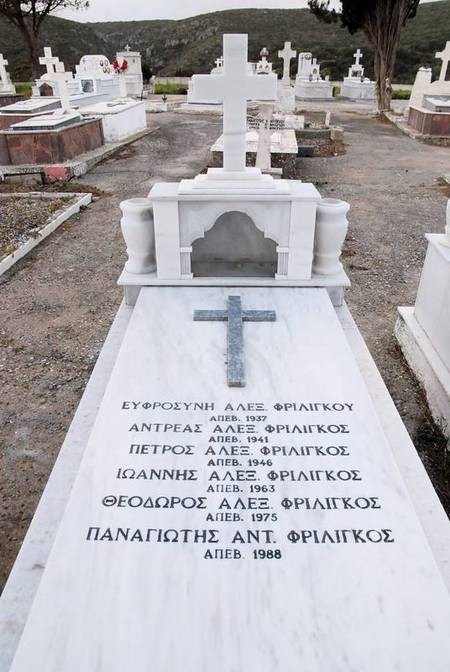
[39,47,59,77]
[353,48,363,66]
[38,47,73,112]
[0,53,10,86]
[190,34,277,172]
[53,61,73,112]
[436,41,450,82]
[215,56,223,69]
[278,41,297,85]
[124,44,131,52]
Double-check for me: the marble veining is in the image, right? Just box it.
[9,287,450,672]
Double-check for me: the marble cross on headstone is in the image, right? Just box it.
[0,53,10,88]
[39,47,59,77]
[190,34,277,172]
[194,295,276,387]
[278,41,297,85]
[353,48,363,66]
[436,41,450,82]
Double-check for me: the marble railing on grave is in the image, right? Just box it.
[119,196,349,283]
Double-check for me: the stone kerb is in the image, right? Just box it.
[395,200,450,438]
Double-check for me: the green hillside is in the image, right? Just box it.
[1,0,449,82]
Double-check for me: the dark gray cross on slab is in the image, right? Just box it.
[193,295,276,388]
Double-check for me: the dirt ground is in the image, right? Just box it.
[0,110,449,590]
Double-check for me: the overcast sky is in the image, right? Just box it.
[59,0,439,22]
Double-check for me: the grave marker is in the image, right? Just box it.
[7,286,450,672]
[3,31,450,672]
[278,41,297,85]
[0,54,14,93]
[189,34,277,171]
[353,48,363,67]
[436,41,450,82]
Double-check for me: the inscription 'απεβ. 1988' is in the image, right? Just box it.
[82,396,398,562]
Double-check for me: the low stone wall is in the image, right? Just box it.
[0,94,25,108]
[154,76,191,86]
[408,106,450,137]
[210,150,297,168]
[0,112,59,165]
[3,118,104,165]
[295,109,330,127]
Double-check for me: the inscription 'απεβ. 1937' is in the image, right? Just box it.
[82,396,398,562]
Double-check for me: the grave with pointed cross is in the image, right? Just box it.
[436,41,450,82]
[194,295,276,387]
[407,39,450,135]
[278,41,297,85]
[342,47,374,100]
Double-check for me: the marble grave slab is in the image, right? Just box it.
[9,287,450,672]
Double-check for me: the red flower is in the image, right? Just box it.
[113,57,128,74]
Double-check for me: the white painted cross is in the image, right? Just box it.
[278,41,297,85]
[0,53,10,87]
[190,34,277,172]
[436,41,450,82]
[39,47,59,77]
[353,48,363,66]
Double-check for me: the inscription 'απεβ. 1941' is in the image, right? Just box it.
[82,396,396,562]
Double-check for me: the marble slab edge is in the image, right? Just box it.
[2,298,450,671]
[0,302,133,672]
[338,302,450,588]
[117,270,351,288]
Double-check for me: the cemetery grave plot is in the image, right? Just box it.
[0,192,91,274]
[1,107,449,604]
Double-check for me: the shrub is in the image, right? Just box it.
[154,83,188,95]
[392,89,411,100]
[15,82,32,97]
[333,85,341,97]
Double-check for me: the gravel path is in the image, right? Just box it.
[0,110,449,590]
[0,113,221,590]
[300,111,450,509]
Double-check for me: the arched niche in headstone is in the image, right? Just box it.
[81,79,95,93]
[191,210,277,277]
[39,82,54,96]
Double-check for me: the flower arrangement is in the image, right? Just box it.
[113,57,128,74]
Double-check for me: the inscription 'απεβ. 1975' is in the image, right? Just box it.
[86,396,396,561]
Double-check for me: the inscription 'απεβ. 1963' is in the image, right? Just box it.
[85,397,395,561]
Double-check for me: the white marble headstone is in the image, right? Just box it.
[8,286,450,672]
